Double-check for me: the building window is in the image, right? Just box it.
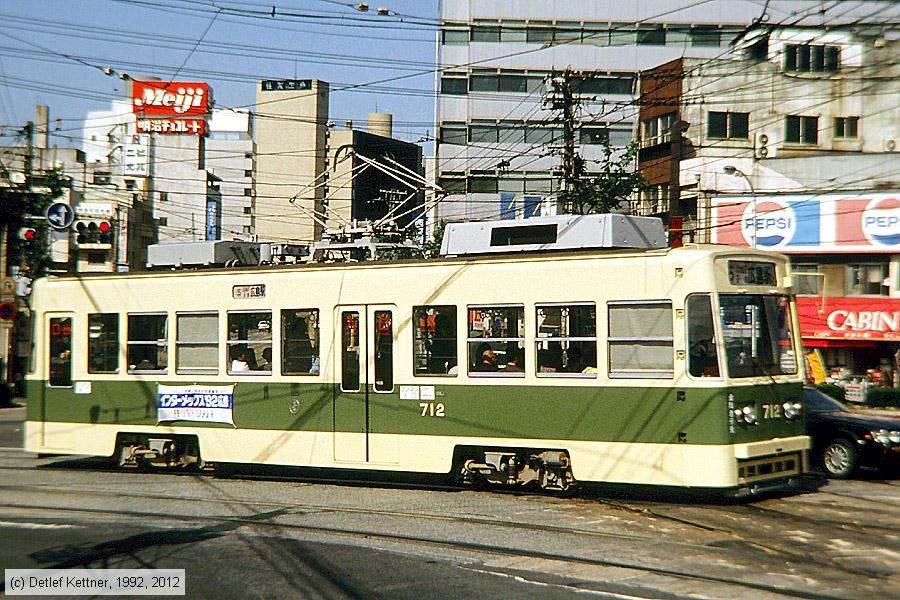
[157,217,168,227]
[413,306,457,376]
[176,312,219,374]
[608,301,673,378]
[243,225,252,234]
[127,313,167,373]
[791,262,821,295]
[846,264,889,296]
[469,176,498,194]
[442,28,468,45]
[243,188,252,196]
[575,75,633,95]
[243,206,252,215]
[437,177,466,194]
[526,22,554,44]
[707,111,749,139]
[471,24,500,42]
[227,311,272,373]
[468,305,524,375]
[469,124,499,144]
[834,116,859,138]
[690,26,720,46]
[282,309,320,375]
[637,27,666,45]
[159,192,168,202]
[440,123,467,145]
[536,304,597,376]
[786,115,818,144]
[440,76,468,95]
[784,44,840,73]
[244,169,253,177]
[499,22,527,42]
[641,113,675,146]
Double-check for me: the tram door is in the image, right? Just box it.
[333,305,396,463]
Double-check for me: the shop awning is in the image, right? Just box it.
[797,296,900,343]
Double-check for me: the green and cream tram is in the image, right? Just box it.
[24,241,809,496]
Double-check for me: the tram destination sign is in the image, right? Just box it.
[233,284,265,299]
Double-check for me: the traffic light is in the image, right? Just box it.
[17,227,37,241]
[75,220,113,245]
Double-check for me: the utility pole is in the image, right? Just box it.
[544,70,585,214]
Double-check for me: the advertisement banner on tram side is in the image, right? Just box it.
[711,192,900,253]
[157,384,235,426]
[796,297,900,341]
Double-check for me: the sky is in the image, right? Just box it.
[0,0,441,147]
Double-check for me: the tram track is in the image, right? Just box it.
[0,481,729,552]
[0,497,854,600]
[585,497,900,580]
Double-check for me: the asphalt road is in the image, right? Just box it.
[0,406,24,449]
[2,408,900,599]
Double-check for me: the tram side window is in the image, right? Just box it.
[687,295,720,377]
[127,314,167,373]
[282,309,320,375]
[413,305,457,376]
[374,310,393,392]
[227,311,272,374]
[467,305,525,375]
[536,304,597,376]
[49,317,72,387]
[88,313,119,374]
[176,312,219,375]
[608,301,674,378]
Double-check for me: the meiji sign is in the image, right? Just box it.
[797,297,900,341]
[713,192,900,253]
[132,81,209,116]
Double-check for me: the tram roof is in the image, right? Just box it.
[42,244,784,283]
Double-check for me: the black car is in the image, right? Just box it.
[804,387,900,478]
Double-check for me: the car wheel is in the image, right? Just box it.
[822,438,858,479]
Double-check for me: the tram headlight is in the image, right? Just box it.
[741,405,758,425]
[733,405,758,425]
[783,401,802,419]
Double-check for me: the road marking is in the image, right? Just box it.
[0,520,80,530]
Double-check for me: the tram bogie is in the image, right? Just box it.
[115,433,203,470]
[458,447,575,491]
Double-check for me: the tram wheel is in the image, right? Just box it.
[821,438,857,479]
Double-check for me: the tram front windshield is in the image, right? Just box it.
[719,295,797,378]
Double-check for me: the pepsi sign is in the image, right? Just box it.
[712,192,898,254]
[741,199,796,248]
[862,196,900,247]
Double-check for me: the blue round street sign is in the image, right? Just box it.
[46,202,75,230]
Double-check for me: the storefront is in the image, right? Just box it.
[796,296,900,391]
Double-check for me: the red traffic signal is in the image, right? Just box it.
[75,220,114,245]
[17,227,37,241]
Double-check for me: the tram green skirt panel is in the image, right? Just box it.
[26,380,803,446]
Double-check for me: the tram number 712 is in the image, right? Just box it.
[420,402,446,417]
[762,403,782,419]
